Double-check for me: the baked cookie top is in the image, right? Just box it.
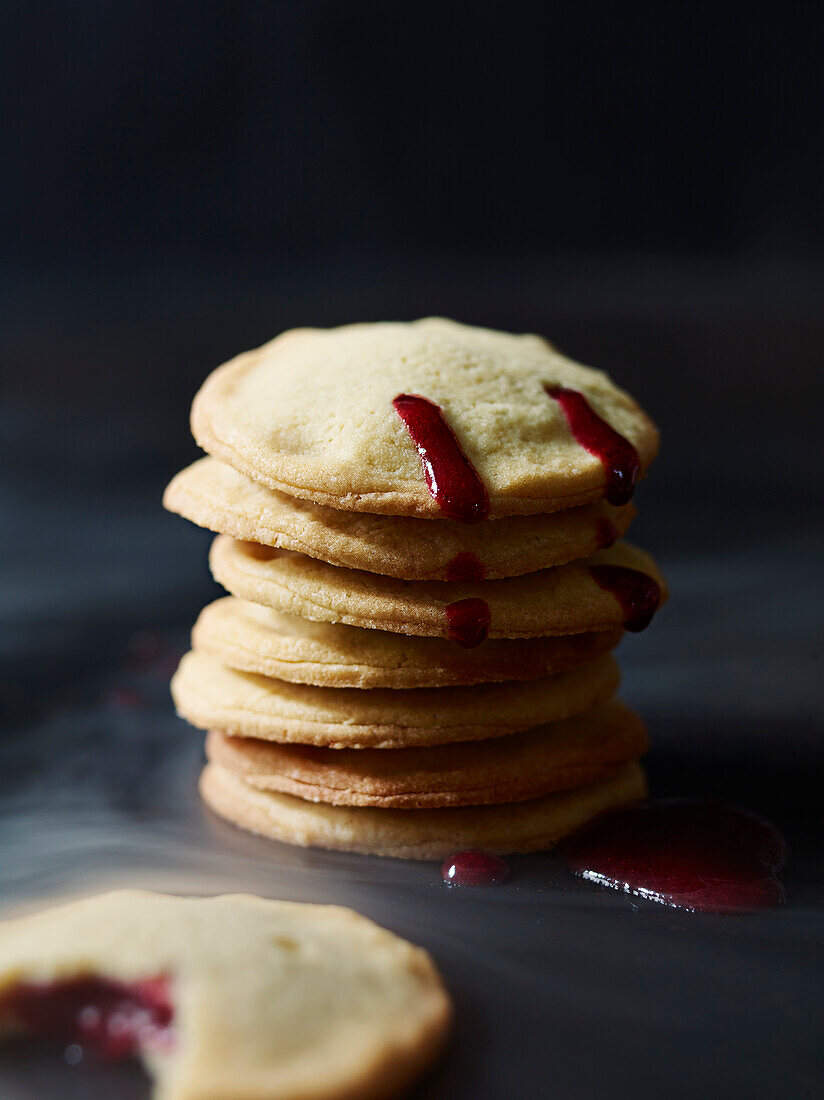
[0,890,451,1100]
[209,536,667,640]
[164,457,635,580]
[191,597,622,689]
[172,650,619,748]
[191,318,659,518]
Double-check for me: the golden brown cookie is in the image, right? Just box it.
[205,699,648,808]
[200,760,648,858]
[0,891,451,1100]
[209,536,667,639]
[172,650,620,748]
[192,597,623,689]
[191,318,658,518]
[164,457,635,579]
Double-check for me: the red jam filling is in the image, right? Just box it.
[442,850,511,886]
[1,975,175,1061]
[445,597,491,648]
[595,517,619,550]
[559,800,786,913]
[392,394,489,523]
[546,384,641,506]
[445,551,487,582]
[589,563,661,632]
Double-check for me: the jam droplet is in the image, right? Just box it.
[589,564,661,632]
[445,551,487,582]
[595,517,619,550]
[559,800,786,913]
[546,385,641,506]
[445,597,491,648]
[1,975,175,1061]
[393,394,489,523]
[442,850,511,886]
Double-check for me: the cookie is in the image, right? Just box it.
[191,318,659,518]
[172,650,619,748]
[164,456,635,579]
[0,890,451,1100]
[200,760,648,858]
[204,699,648,808]
[209,536,667,639]
[192,597,623,689]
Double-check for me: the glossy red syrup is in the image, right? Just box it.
[546,385,640,506]
[559,801,786,913]
[392,394,489,523]
[595,517,619,550]
[445,551,486,582]
[2,975,174,1061]
[589,564,661,632]
[445,597,491,648]
[442,850,511,886]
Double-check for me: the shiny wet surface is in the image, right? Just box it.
[2,276,823,1098]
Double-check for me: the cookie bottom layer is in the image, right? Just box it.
[204,699,648,809]
[200,760,647,859]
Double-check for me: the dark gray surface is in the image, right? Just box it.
[1,273,823,1097]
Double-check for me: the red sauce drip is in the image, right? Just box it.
[546,385,640,506]
[1,975,174,1061]
[445,597,491,648]
[393,394,489,523]
[595,517,618,549]
[589,564,660,632]
[442,850,511,886]
[445,551,486,582]
[559,801,786,913]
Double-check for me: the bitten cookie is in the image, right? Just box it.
[0,890,451,1100]
[200,760,648,858]
[172,650,620,748]
[205,699,648,808]
[191,318,659,518]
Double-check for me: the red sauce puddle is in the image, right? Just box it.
[393,394,489,523]
[589,563,661,632]
[442,850,511,886]
[445,551,486,582]
[1,975,175,1061]
[546,384,640,506]
[445,597,491,648]
[559,800,786,913]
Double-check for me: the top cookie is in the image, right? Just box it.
[191,318,659,518]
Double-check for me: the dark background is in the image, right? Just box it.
[1,4,823,1098]
[4,0,823,707]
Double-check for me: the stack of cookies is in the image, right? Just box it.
[165,318,666,859]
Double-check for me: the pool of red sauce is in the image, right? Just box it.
[392,393,489,523]
[559,800,787,913]
[589,564,661,632]
[442,850,511,886]
[445,597,491,648]
[546,384,640,506]
[1,975,175,1061]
